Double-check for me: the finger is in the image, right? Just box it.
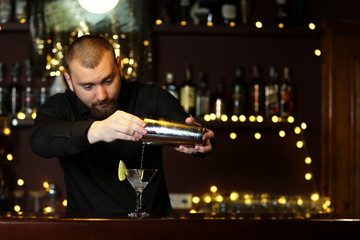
[185,116,195,124]
[116,111,147,128]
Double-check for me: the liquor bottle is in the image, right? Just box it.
[155,0,173,25]
[179,0,192,26]
[280,67,294,118]
[22,60,36,117]
[14,0,27,23]
[162,72,179,100]
[275,0,291,28]
[195,72,210,117]
[38,75,49,106]
[191,0,214,26]
[231,66,246,116]
[213,78,227,119]
[0,62,6,116]
[6,63,22,116]
[248,65,264,116]
[265,67,280,119]
[180,64,196,115]
[0,0,12,23]
[220,0,237,26]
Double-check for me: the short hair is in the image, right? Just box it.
[65,35,116,74]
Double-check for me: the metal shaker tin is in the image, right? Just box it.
[141,118,206,145]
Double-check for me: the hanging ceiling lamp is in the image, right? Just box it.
[78,0,119,14]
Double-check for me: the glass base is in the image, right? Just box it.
[128,211,150,218]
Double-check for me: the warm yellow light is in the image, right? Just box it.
[17,179,24,186]
[6,154,13,161]
[221,114,228,122]
[78,0,119,14]
[255,21,263,28]
[210,185,218,193]
[239,115,246,122]
[229,132,237,140]
[297,198,303,205]
[254,132,261,140]
[204,195,212,203]
[231,115,238,122]
[314,49,321,56]
[210,113,216,121]
[43,181,49,189]
[206,21,214,27]
[192,196,200,204]
[155,19,163,25]
[278,23,284,29]
[17,112,26,120]
[301,122,307,130]
[278,196,287,204]
[215,195,224,202]
[43,206,53,213]
[287,116,295,123]
[3,127,11,135]
[204,114,211,122]
[143,40,150,46]
[62,199,68,207]
[296,141,304,148]
[294,126,301,134]
[189,209,197,214]
[305,157,312,164]
[14,205,21,212]
[230,192,239,201]
[180,20,187,26]
[256,115,263,123]
[311,193,320,201]
[308,23,316,30]
[229,21,236,27]
[279,130,286,137]
[305,173,312,180]
[249,115,256,122]
[272,115,279,123]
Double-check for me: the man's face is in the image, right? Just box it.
[65,51,122,120]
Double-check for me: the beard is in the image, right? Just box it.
[90,99,119,120]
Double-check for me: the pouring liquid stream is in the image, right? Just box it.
[140,144,145,169]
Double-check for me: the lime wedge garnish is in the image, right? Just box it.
[118,160,127,181]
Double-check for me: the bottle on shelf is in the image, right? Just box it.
[155,0,174,25]
[275,0,291,28]
[213,78,228,119]
[220,0,238,26]
[180,63,196,115]
[265,67,280,119]
[38,75,49,107]
[248,64,264,116]
[0,62,6,116]
[6,63,22,116]
[14,0,27,23]
[231,66,246,116]
[0,0,12,23]
[178,0,192,26]
[280,67,295,119]
[191,0,215,26]
[22,60,36,117]
[195,71,210,117]
[162,72,179,100]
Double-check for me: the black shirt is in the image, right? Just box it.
[29,80,188,214]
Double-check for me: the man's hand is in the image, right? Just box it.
[87,110,147,144]
[174,117,215,155]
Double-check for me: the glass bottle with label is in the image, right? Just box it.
[162,72,179,100]
[38,75,49,107]
[180,64,196,115]
[195,72,210,117]
[231,66,246,116]
[6,63,22,116]
[248,65,264,116]
[265,67,280,119]
[221,0,237,26]
[0,0,13,23]
[280,67,295,118]
[213,78,227,119]
[22,60,36,117]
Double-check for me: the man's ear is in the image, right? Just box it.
[64,72,74,91]
[116,56,123,77]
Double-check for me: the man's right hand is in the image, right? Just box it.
[87,110,147,144]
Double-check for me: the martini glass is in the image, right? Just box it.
[126,169,158,218]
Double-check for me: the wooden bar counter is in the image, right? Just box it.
[1,213,360,240]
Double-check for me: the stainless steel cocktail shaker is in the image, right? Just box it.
[141,118,206,145]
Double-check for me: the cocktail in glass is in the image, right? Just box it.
[126,169,157,218]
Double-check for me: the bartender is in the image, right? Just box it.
[29,35,214,214]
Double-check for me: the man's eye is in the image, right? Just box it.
[83,85,93,90]
[104,79,113,85]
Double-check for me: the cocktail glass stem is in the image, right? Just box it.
[136,191,142,212]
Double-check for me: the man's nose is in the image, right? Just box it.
[96,86,108,101]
